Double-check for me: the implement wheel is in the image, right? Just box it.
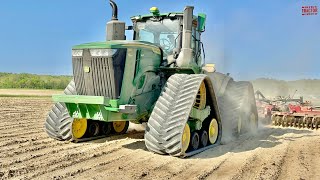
[72,118,87,139]
[112,121,129,134]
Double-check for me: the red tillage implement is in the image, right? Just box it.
[272,101,320,129]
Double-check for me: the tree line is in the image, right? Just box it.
[0,72,72,89]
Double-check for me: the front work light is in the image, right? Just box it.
[89,49,117,57]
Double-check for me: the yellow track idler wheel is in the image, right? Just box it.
[200,130,208,147]
[181,123,191,153]
[72,118,87,139]
[189,132,200,151]
[194,81,206,110]
[112,121,129,134]
[88,121,100,136]
[208,118,219,144]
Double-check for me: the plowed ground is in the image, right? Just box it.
[1,97,320,180]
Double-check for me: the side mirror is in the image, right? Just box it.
[198,13,206,32]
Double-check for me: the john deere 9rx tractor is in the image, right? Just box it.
[45,1,258,157]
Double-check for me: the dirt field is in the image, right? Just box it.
[1,97,320,180]
[0,89,62,97]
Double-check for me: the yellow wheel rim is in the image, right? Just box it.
[113,121,126,133]
[209,118,219,144]
[194,81,206,110]
[72,118,87,139]
[181,123,191,153]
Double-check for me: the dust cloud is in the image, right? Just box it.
[128,122,146,132]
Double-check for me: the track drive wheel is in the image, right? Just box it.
[72,118,87,139]
[112,121,129,134]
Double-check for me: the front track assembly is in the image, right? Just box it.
[144,74,221,157]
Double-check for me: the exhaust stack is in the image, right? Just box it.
[106,0,125,41]
[109,0,118,20]
[176,6,194,67]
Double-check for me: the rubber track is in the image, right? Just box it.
[145,74,207,157]
[218,81,257,140]
[44,80,76,141]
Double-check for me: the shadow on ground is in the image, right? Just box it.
[122,125,316,159]
[192,125,316,159]
[80,130,145,144]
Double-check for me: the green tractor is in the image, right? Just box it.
[45,1,258,157]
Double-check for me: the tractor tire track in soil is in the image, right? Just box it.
[1,97,320,179]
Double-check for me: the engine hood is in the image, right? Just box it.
[72,40,162,55]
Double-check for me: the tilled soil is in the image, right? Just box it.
[1,97,320,180]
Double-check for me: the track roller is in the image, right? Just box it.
[87,121,100,136]
[101,122,112,135]
[200,130,208,147]
[189,132,200,151]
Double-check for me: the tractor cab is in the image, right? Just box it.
[131,7,206,67]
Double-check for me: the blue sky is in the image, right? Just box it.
[0,0,319,80]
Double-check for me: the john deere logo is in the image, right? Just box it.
[84,66,90,73]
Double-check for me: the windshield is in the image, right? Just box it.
[135,18,180,55]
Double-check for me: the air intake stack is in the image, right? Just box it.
[176,6,194,67]
[106,0,125,41]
